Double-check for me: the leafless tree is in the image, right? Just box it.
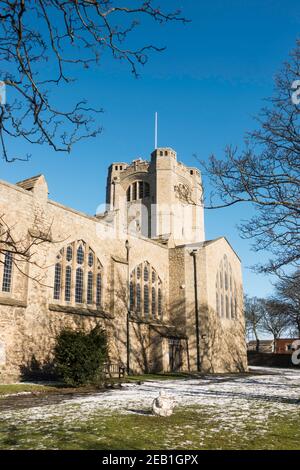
[244,295,264,352]
[260,299,290,350]
[0,213,60,284]
[0,0,187,162]
[202,39,300,276]
[274,270,300,337]
[0,1,187,277]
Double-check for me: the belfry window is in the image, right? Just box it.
[2,251,13,293]
[130,261,162,319]
[53,241,103,308]
[139,181,144,199]
[215,255,237,320]
[126,181,150,202]
[133,182,137,200]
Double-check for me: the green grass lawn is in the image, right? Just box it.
[1,406,300,450]
[0,383,58,396]
[0,373,189,397]
[125,372,192,382]
[1,371,299,450]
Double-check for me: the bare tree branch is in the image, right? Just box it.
[0,0,188,161]
[199,39,300,276]
[0,214,67,286]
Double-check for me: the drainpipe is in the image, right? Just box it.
[125,239,131,375]
[191,249,201,372]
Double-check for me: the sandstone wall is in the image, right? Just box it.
[0,173,247,383]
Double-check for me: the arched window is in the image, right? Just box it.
[126,181,151,202]
[144,285,149,317]
[234,285,238,318]
[75,268,83,303]
[130,282,134,310]
[88,251,94,268]
[130,261,162,319]
[152,287,156,318]
[216,291,219,316]
[231,296,234,319]
[77,245,84,264]
[66,246,72,262]
[53,241,103,308]
[226,295,229,318]
[2,251,13,293]
[96,273,102,306]
[136,284,141,313]
[215,255,237,320]
[158,288,162,317]
[65,266,72,302]
[87,271,93,305]
[133,182,137,200]
[139,181,144,199]
[53,263,61,300]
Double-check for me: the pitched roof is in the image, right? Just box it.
[16,175,43,191]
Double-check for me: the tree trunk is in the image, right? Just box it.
[254,331,260,352]
[273,335,278,353]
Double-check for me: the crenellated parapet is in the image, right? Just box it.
[105,147,205,245]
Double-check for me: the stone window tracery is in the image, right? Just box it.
[130,261,162,319]
[215,255,237,320]
[53,241,102,307]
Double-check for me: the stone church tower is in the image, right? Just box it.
[105,148,204,245]
[0,147,248,383]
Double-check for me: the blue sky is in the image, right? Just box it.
[1,0,299,298]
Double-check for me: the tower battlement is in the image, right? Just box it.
[106,147,205,245]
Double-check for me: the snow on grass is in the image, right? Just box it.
[0,391,33,399]
[1,367,300,435]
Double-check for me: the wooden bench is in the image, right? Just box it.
[104,363,126,378]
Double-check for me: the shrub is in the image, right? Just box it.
[54,326,107,387]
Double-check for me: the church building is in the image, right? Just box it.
[0,147,248,383]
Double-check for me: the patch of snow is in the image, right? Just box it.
[0,391,33,399]
[1,367,300,436]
